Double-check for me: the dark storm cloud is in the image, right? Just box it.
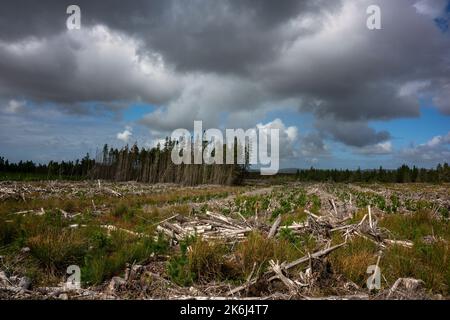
[261,0,450,121]
[0,0,449,150]
[0,0,336,74]
[0,0,159,41]
[0,0,332,107]
[300,132,329,156]
[316,118,390,147]
[295,84,421,122]
[140,0,341,74]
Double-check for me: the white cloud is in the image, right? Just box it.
[398,80,431,97]
[140,73,268,132]
[117,127,133,143]
[424,132,450,147]
[3,99,25,113]
[414,0,448,17]
[256,118,299,159]
[358,141,393,155]
[402,132,450,164]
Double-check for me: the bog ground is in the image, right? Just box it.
[0,180,449,300]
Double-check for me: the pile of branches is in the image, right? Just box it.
[151,195,418,299]
[156,211,253,243]
[0,183,33,201]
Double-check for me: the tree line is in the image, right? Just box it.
[1,147,449,183]
[292,164,450,183]
[0,138,249,185]
[0,154,95,179]
[90,139,248,185]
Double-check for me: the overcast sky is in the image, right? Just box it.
[0,0,449,169]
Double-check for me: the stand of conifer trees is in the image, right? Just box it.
[89,139,249,185]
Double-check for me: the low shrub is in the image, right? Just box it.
[167,237,196,286]
[382,241,450,295]
[234,232,301,278]
[188,238,228,283]
[27,228,88,270]
[82,232,168,285]
[329,237,378,288]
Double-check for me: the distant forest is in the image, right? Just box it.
[1,142,449,184]
[0,139,249,185]
[290,164,450,183]
[90,140,248,185]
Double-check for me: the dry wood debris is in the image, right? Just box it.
[1,181,446,300]
[156,211,252,242]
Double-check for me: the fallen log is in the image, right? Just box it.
[283,242,346,270]
[383,239,414,248]
[269,260,303,294]
[101,225,148,238]
[268,215,282,239]
[279,222,308,231]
